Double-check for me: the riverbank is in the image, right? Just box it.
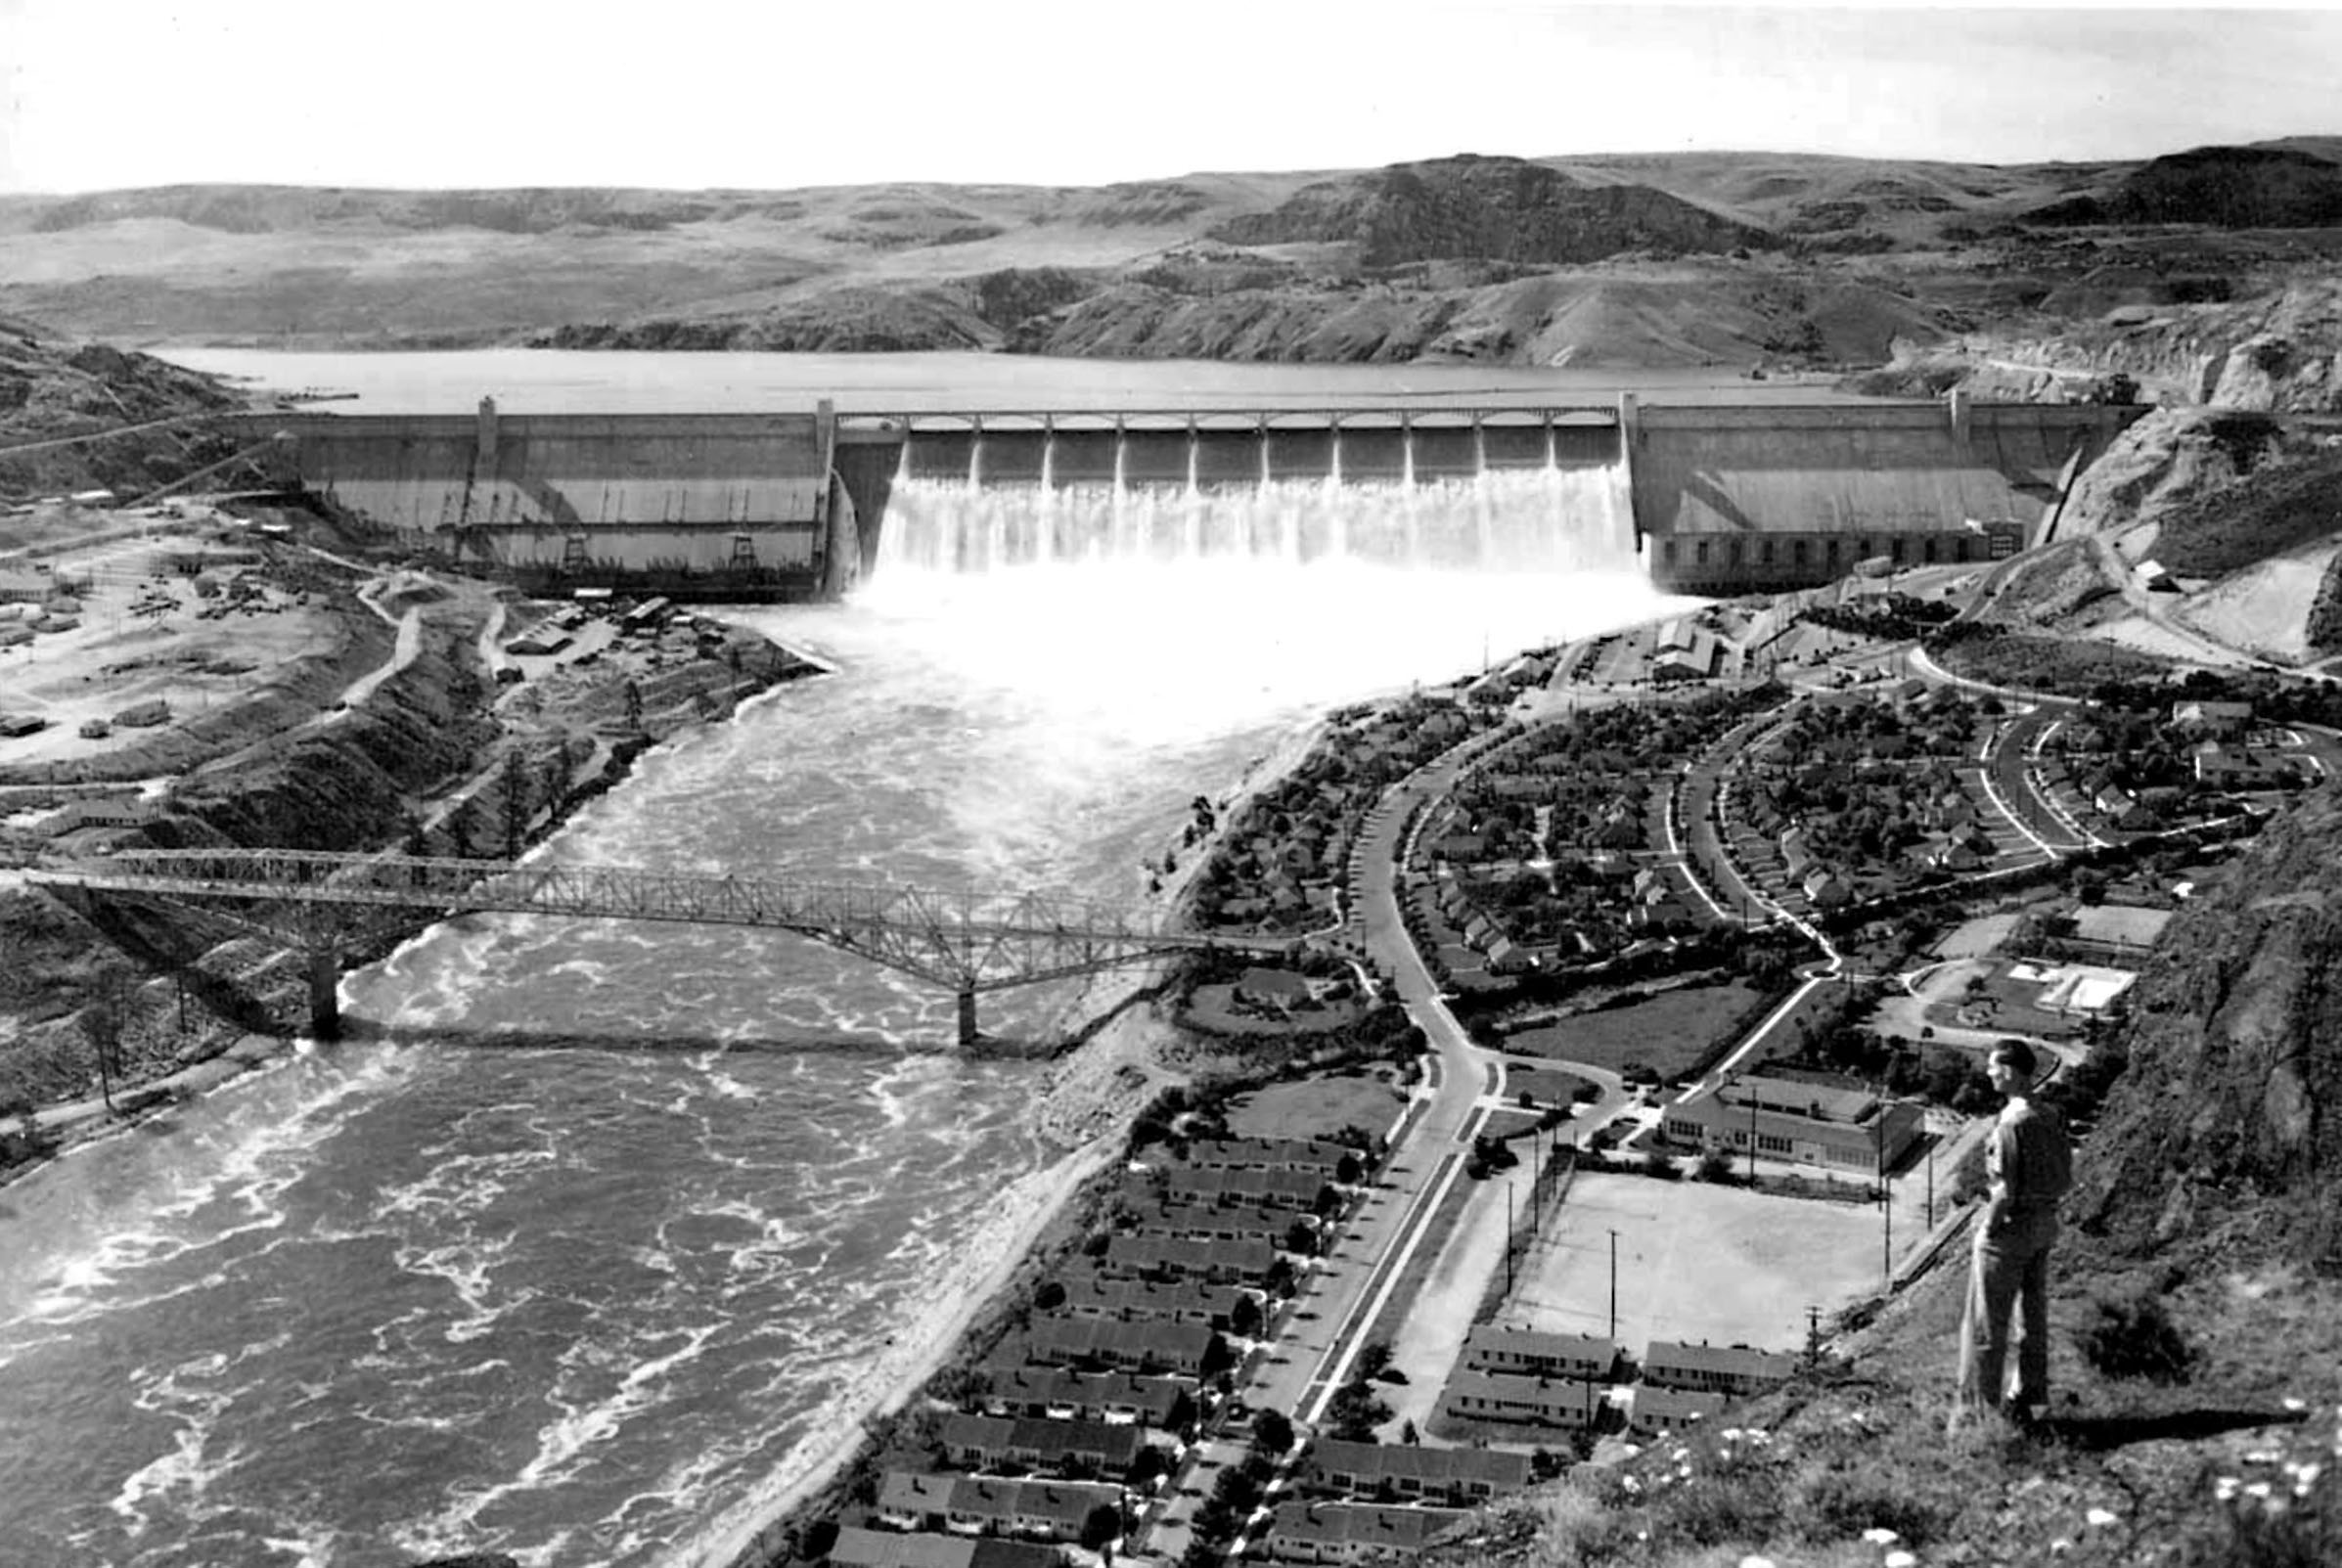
[692,704,1344,1568]
[0,593,832,1186]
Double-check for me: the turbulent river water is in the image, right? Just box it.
[0,461,1680,1568]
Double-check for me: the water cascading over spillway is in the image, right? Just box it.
[875,422,1639,578]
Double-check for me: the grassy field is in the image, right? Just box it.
[1227,1070,1409,1143]
[1506,982,1774,1080]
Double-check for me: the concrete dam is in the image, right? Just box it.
[267,393,2142,599]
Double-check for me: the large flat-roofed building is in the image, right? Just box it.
[1662,1072,1923,1175]
[1628,396,2139,596]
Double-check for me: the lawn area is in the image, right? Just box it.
[1226,1070,1409,1143]
[1182,981,1368,1038]
[1920,962,2080,1040]
[1505,1172,1882,1359]
[1504,982,1775,1081]
[1932,913,2018,960]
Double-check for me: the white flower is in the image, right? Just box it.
[2282,1396,2307,1411]
[2085,1506,2118,1527]
[1863,1528,1902,1545]
[1737,1556,1776,1568]
[2246,1449,2282,1464]
[1884,1552,1917,1568]
[2215,1477,2240,1501]
[2245,1481,2274,1500]
[2049,1539,2072,1555]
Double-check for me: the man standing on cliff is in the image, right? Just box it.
[1955,1039,2073,1430]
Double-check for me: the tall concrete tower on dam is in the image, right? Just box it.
[266,390,2143,599]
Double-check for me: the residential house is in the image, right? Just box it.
[1045,1270,1246,1331]
[1256,1503,1467,1565]
[1461,1326,1620,1383]
[2171,699,2254,737]
[1642,1339,1800,1398]
[1018,1316,1220,1378]
[1436,1368,1603,1431]
[938,1413,1145,1477]
[877,1474,1122,1543]
[1141,1164,1329,1212]
[975,1366,1190,1429]
[1801,869,1852,908]
[1306,1440,1533,1504]
[878,1471,959,1530]
[827,1527,1062,1568]
[1102,1234,1276,1285]
[1628,1385,1730,1434]
[1177,1137,1354,1179]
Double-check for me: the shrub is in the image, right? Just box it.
[2079,1289,2196,1383]
[1789,1468,1951,1545]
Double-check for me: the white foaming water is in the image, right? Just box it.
[1,467,1687,1568]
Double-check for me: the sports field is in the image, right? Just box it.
[1500,1172,1887,1361]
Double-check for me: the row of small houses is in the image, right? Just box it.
[1432,1325,1803,1443]
[837,1138,1371,1565]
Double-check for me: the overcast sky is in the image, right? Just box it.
[3,1,2337,193]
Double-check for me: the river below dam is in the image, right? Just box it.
[0,428,1686,1566]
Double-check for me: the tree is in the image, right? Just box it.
[78,993,125,1114]
[1079,1502,1122,1551]
[1228,1293,1264,1339]
[623,678,646,732]
[500,748,530,859]
[1250,1407,1294,1458]
[448,795,479,860]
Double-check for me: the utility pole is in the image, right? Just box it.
[1506,1182,1515,1297]
[1746,1087,1757,1185]
[1608,1228,1619,1341]
[1806,1304,1824,1366]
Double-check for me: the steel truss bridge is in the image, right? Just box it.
[29,849,1284,1045]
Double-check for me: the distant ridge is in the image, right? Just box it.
[1208,155,1774,266]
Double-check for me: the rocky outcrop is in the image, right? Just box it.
[1209,154,1773,267]
[2075,786,2342,1268]
[0,318,251,499]
[2029,144,2342,229]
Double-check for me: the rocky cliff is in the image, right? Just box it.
[2074,785,2342,1268]
[0,316,252,499]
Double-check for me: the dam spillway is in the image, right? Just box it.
[265,393,2144,599]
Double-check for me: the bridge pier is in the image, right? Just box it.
[957,988,980,1047]
[307,947,342,1040]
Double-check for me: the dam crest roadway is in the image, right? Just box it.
[29,849,1284,1046]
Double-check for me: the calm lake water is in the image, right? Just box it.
[158,346,1856,415]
